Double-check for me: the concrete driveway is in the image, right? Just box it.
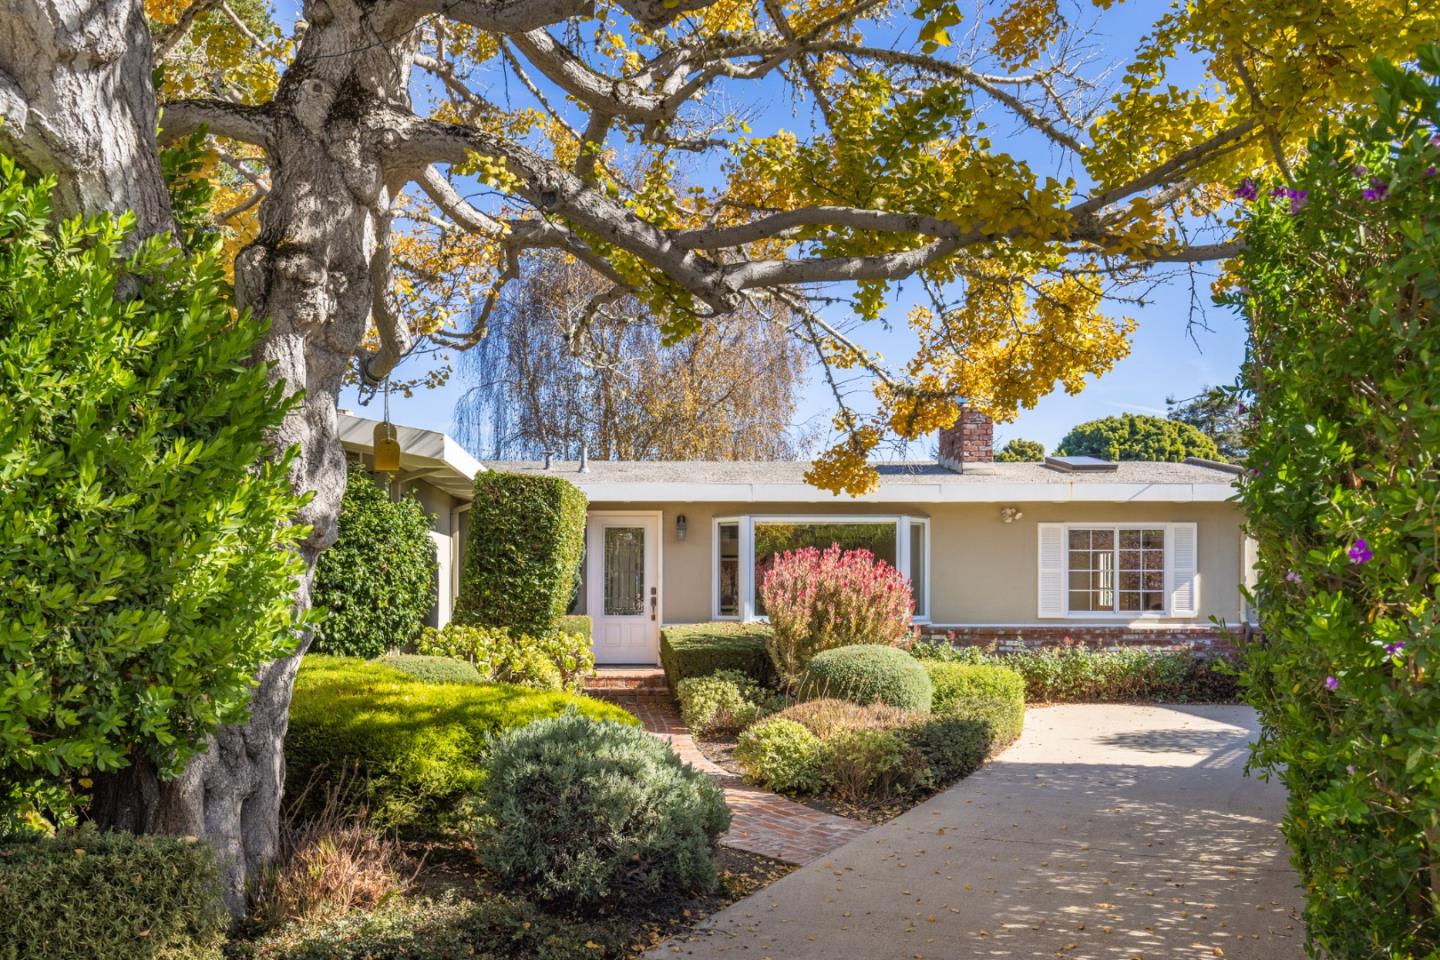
[652,704,1305,960]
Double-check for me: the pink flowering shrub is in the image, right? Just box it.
[760,545,914,684]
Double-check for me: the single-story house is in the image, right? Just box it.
[339,410,1253,666]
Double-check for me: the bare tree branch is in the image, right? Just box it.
[159,99,275,149]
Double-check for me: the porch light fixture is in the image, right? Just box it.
[999,506,1023,524]
[372,378,401,474]
[676,514,688,541]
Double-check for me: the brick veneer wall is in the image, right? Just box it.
[937,408,994,467]
[918,623,1241,656]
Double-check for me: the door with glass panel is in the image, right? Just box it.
[586,514,661,664]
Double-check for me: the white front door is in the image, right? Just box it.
[586,513,661,664]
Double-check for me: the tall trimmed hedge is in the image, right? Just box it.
[1230,52,1440,956]
[310,469,437,657]
[0,149,306,826]
[456,472,587,637]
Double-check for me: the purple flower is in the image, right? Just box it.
[1348,539,1373,565]
[1431,134,1440,148]
[1353,164,1370,176]
[1385,641,1406,656]
[1325,676,1339,691]
[1237,402,1248,414]
[1233,178,1259,201]
[1362,178,1388,201]
[1285,570,1302,584]
[1427,167,1437,177]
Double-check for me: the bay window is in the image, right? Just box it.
[714,515,929,622]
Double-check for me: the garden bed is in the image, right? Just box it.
[234,836,791,959]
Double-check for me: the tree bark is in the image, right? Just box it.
[2,0,418,917]
[0,0,174,239]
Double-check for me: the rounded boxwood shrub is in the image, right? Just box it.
[377,653,484,686]
[311,469,437,658]
[0,826,227,960]
[479,711,730,911]
[675,670,771,737]
[285,657,635,832]
[733,717,826,794]
[923,661,1025,747]
[798,645,932,712]
[904,716,991,783]
[823,727,931,803]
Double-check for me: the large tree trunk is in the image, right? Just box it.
[2,0,414,917]
[0,0,174,239]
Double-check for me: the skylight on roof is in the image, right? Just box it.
[1044,455,1118,473]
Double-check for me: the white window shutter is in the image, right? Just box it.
[1037,523,1065,618]
[1168,523,1199,617]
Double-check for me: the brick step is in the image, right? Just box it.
[583,668,669,695]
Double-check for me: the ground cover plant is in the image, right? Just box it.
[1231,52,1440,956]
[284,656,633,831]
[0,826,228,960]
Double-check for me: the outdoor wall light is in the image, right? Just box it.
[676,514,688,541]
[999,506,1024,524]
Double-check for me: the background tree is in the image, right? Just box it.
[1232,54,1440,954]
[5,0,1434,901]
[995,438,1045,462]
[1166,385,1249,461]
[310,470,437,658]
[1056,413,1219,462]
[454,254,807,461]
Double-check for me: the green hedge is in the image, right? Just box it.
[0,827,227,960]
[910,640,1238,703]
[284,657,634,832]
[659,623,774,692]
[311,469,437,658]
[456,472,586,637]
[922,662,1025,747]
[798,644,932,711]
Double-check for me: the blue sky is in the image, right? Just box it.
[305,0,1249,456]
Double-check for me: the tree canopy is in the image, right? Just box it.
[1055,413,1219,462]
[108,0,1438,495]
[453,253,807,460]
[995,438,1045,462]
[1166,385,1248,461]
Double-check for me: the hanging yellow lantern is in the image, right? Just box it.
[373,421,401,473]
[372,377,401,473]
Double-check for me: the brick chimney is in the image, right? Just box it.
[937,408,993,470]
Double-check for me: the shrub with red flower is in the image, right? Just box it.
[760,545,914,685]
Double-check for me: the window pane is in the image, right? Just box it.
[603,526,645,616]
[718,523,739,617]
[1092,530,1115,550]
[1143,529,1165,550]
[1119,529,1142,549]
[909,522,926,617]
[754,521,897,615]
[1069,529,1090,549]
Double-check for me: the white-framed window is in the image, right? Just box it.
[712,515,930,623]
[1037,522,1198,619]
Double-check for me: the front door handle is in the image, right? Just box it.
[650,593,657,621]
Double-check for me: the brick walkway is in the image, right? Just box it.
[600,692,873,865]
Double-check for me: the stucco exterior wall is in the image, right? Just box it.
[586,499,1247,629]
